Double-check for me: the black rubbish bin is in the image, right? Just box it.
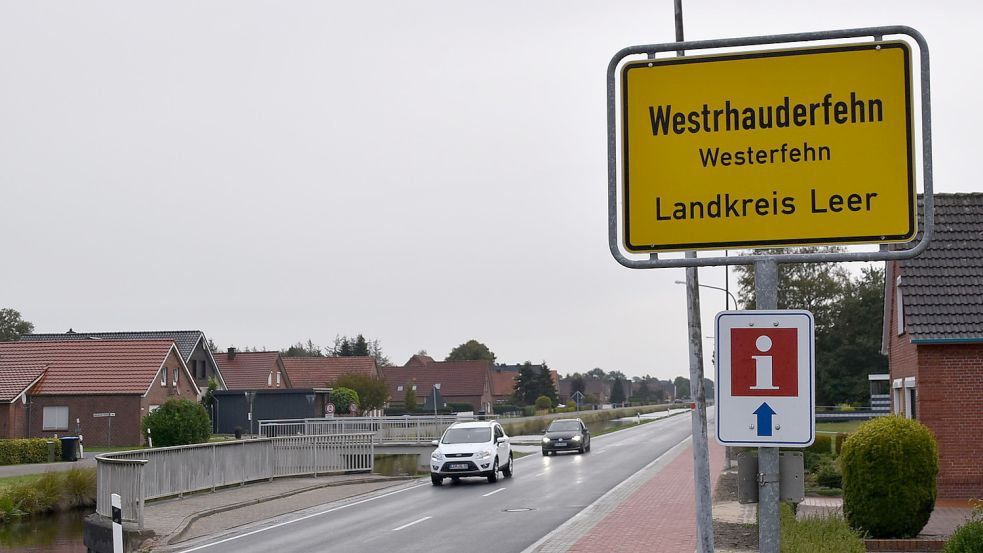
[59,436,80,462]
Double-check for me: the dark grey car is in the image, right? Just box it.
[541,418,590,455]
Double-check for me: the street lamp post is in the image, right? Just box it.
[674,280,739,310]
[433,383,441,419]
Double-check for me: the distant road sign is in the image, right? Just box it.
[326,403,335,415]
[715,310,815,447]
[620,42,915,252]
[93,412,115,418]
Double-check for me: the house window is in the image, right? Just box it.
[276,372,281,387]
[896,276,905,335]
[397,385,403,392]
[173,367,179,386]
[904,377,916,419]
[412,385,417,391]
[149,405,160,413]
[268,373,273,386]
[161,369,167,386]
[42,406,69,431]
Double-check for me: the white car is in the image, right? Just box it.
[430,421,513,485]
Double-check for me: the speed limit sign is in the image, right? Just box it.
[326,403,335,416]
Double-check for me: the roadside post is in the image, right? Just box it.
[607,24,933,553]
[94,412,115,448]
[111,493,123,553]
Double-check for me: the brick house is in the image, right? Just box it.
[281,356,382,416]
[0,340,199,446]
[0,361,45,439]
[22,330,226,391]
[213,349,290,390]
[490,363,559,405]
[383,355,493,413]
[881,193,983,499]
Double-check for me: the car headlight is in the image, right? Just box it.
[473,450,492,460]
[542,436,551,443]
[572,435,582,442]
[431,451,444,460]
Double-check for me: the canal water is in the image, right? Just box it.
[0,509,90,553]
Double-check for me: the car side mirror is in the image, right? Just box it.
[496,437,508,444]
[431,440,439,446]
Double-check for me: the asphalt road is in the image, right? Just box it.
[176,413,695,553]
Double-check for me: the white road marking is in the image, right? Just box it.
[534,471,546,477]
[391,516,432,531]
[177,483,426,552]
[482,487,506,497]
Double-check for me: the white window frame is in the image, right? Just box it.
[896,276,905,335]
[276,371,281,386]
[161,368,167,386]
[397,385,403,392]
[149,405,160,413]
[42,406,69,431]
[904,377,916,419]
[268,372,273,386]
[173,366,179,386]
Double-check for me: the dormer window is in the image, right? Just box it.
[268,372,273,386]
[276,372,281,387]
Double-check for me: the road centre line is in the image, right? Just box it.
[482,488,506,497]
[392,516,432,531]
[177,482,426,552]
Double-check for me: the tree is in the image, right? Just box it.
[445,340,496,363]
[0,308,34,342]
[207,338,218,353]
[673,376,690,399]
[283,339,323,357]
[369,339,392,367]
[514,362,557,406]
[404,382,417,411]
[331,334,390,366]
[586,368,606,379]
[200,377,219,410]
[141,398,211,447]
[610,376,626,404]
[570,373,586,395]
[352,334,369,356]
[329,387,360,415]
[334,336,354,357]
[334,373,389,415]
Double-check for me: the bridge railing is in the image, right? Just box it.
[96,433,374,526]
[259,415,465,443]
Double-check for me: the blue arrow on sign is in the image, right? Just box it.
[753,402,776,437]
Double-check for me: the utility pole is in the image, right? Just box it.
[755,259,781,553]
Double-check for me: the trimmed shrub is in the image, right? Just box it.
[805,435,833,454]
[0,439,50,466]
[535,395,553,410]
[141,398,211,447]
[329,387,360,414]
[841,416,938,538]
[446,403,474,413]
[493,404,521,415]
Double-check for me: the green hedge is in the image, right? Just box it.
[806,435,833,454]
[943,515,983,553]
[0,439,51,466]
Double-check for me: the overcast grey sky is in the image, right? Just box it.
[1,1,977,381]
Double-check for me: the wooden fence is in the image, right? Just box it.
[96,433,374,527]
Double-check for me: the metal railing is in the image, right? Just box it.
[96,433,374,526]
[259,415,464,443]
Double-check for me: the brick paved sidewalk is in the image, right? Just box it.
[525,436,727,553]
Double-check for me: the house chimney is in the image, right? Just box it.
[228,347,236,360]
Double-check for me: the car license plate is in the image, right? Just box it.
[556,442,566,446]
[449,463,467,470]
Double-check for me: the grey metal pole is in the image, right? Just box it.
[673,1,713,550]
[685,252,715,552]
[754,258,781,553]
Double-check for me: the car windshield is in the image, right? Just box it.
[548,421,581,432]
[441,427,492,444]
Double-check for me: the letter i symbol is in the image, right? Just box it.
[750,335,779,390]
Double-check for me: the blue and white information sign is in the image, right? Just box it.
[715,310,815,447]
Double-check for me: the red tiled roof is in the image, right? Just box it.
[383,360,491,399]
[281,357,379,388]
[490,370,517,398]
[213,351,285,390]
[0,340,180,395]
[0,361,46,402]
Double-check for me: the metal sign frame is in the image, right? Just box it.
[607,26,933,269]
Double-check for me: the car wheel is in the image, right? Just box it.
[542,449,549,456]
[503,454,513,478]
[487,459,499,483]
[431,474,442,486]
[586,441,591,452]
[578,445,585,454]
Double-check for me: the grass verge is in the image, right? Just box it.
[780,503,866,552]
